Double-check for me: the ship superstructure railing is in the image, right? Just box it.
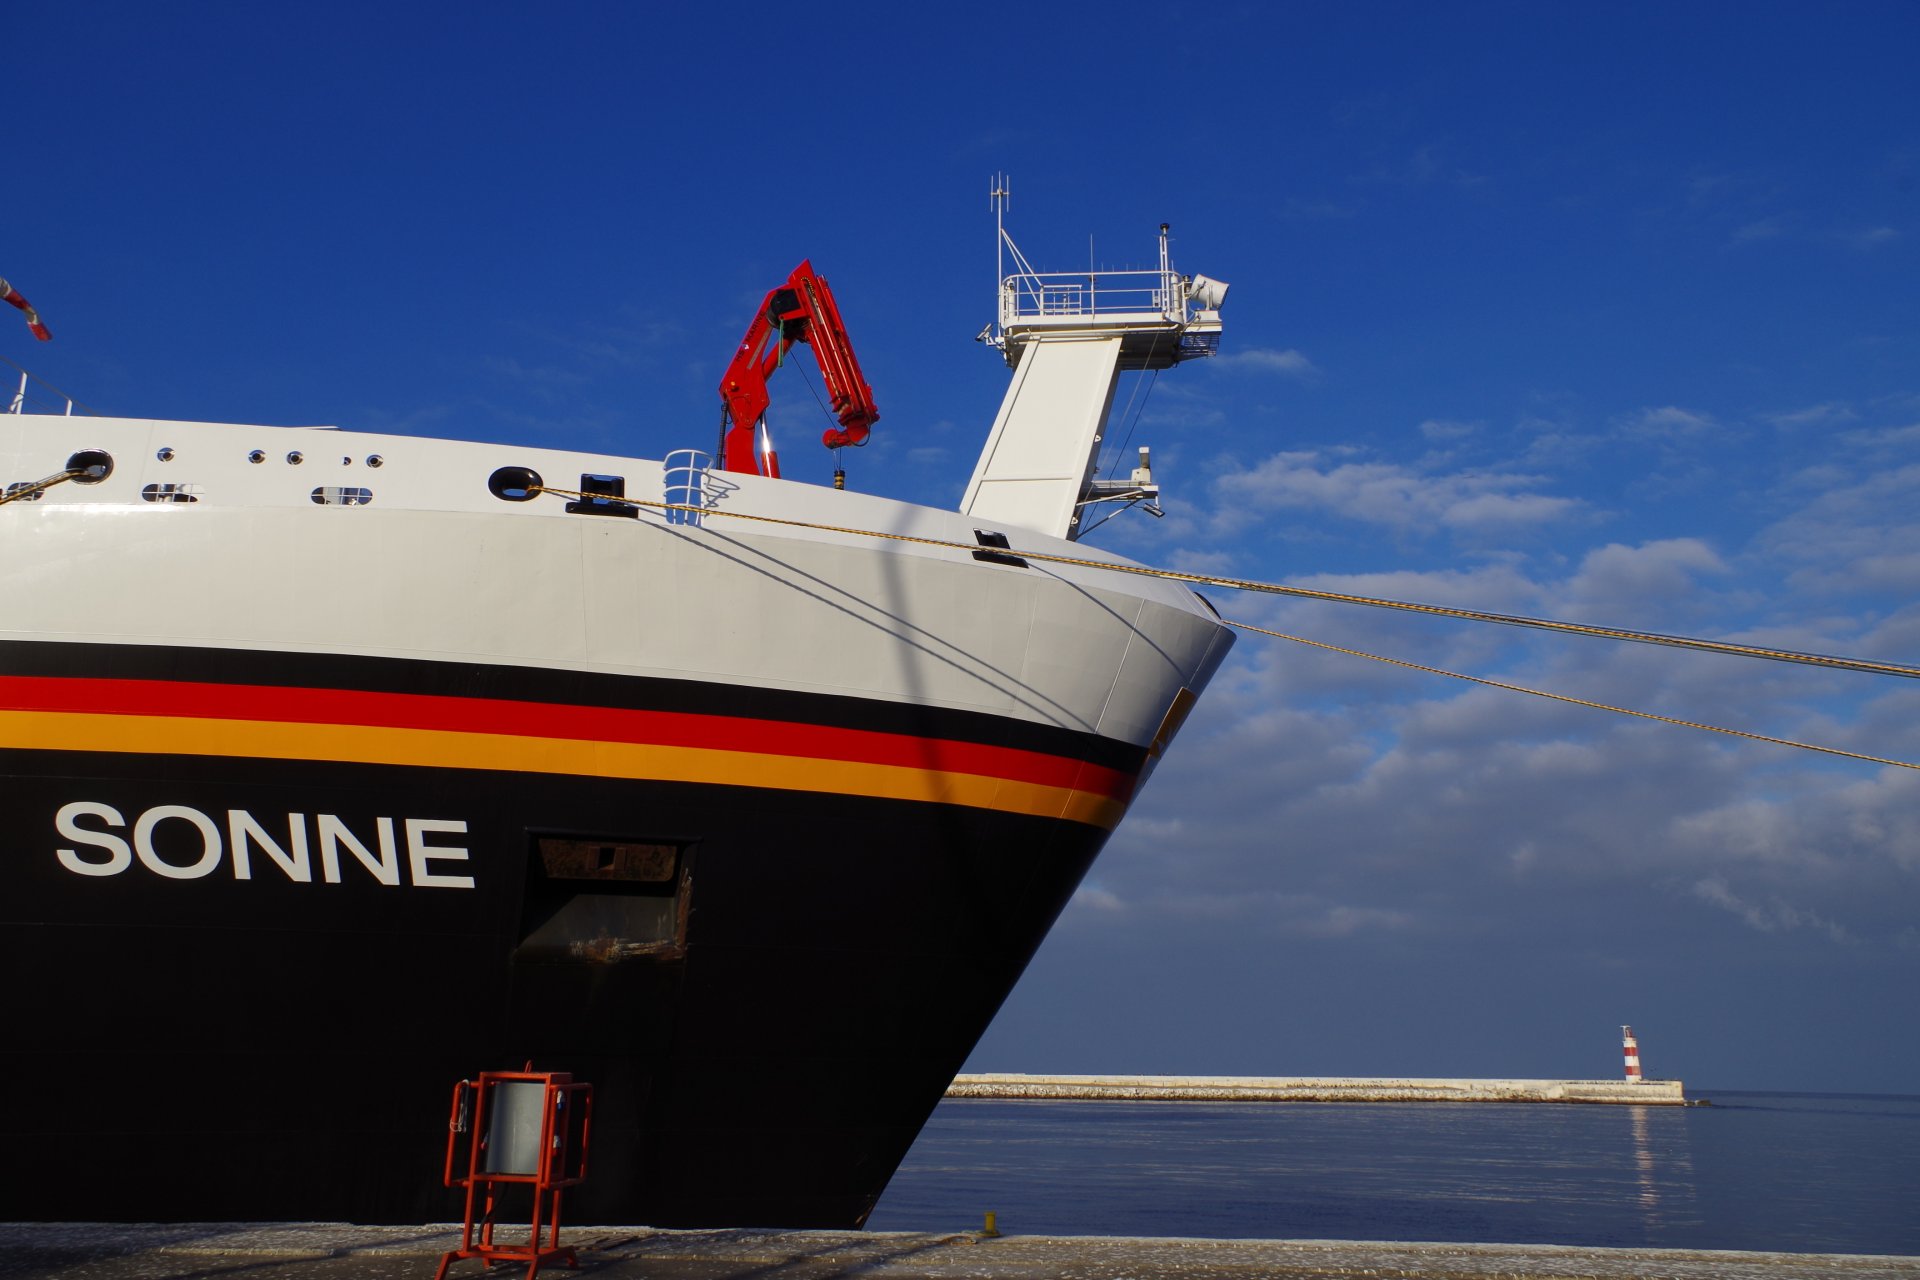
[987,209,1228,367]
[1000,266,1184,327]
[2,354,83,416]
[662,449,714,527]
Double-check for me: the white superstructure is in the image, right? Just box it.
[963,186,1227,540]
[0,413,1225,747]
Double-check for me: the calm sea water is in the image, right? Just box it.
[867,1092,1920,1256]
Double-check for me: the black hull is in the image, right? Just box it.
[0,642,1137,1226]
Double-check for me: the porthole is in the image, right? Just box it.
[248,450,266,464]
[366,454,384,468]
[286,451,304,465]
[156,447,175,462]
[311,486,373,506]
[66,449,113,484]
[488,465,543,502]
[340,455,352,466]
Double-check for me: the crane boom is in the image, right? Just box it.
[718,260,879,477]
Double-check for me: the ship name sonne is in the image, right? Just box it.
[54,802,475,888]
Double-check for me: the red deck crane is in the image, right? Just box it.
[717,260,879,478]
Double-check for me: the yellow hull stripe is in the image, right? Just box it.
[0,709,1127,830]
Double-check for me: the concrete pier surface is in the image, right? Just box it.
[947,1073,1690,1104]
[2,1223,1913,1280]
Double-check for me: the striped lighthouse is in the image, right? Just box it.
[1621,1025,1644,1082]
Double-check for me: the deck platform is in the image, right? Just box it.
[2,1223,1911,1279]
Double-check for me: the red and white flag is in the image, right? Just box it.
[0,277,52,341]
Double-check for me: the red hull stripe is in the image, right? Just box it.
[0,674,1135,801]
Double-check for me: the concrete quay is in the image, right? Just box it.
[947,1073,1691,1104]
[2,1223,1913,1280]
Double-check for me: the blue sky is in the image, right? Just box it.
[12,3,1919,1093]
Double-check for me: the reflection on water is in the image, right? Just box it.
[1625,1103,1699,1233]
[1631,1105,1660,1210]
[869,1092,1919,1254]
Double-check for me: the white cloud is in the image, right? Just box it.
[1672,802,1835,871]
[1758,462,1920,595]
[1834,768,1920,872]
[1211,347,1318,378]
[1134,381,1228,430]
[1165,547,1239,576]
[1066,884,1128,916]
[1211,450,1579,535]
[1619,405,1718,438]
[1766,402,1857,429]
[1442,491,1583,527]
[1555,539,1729,619]
[1283,904,1415,938]
[1839,422,1920,450]
[1854,609,1920,668]
[1731,216,1790,245]
[1690,876,1854,944]
[1846,226,1899,250]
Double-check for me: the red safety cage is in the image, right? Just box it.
[435,1069,594,1280]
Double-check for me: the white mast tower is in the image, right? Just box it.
[962,177,1227,541]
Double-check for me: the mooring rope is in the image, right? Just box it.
[529,484,1919,682]
[1226,620,1917,772]
[522,483,1917,771]
[6,450,1898,768]
[0,466,85,506]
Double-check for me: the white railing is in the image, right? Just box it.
[1000,267,1182,330]
[3,358,81,416]
[662,449,713,526]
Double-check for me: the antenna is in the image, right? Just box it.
[990,172,1011,312]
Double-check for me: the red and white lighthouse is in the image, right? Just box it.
[1621,1025,1644,1082]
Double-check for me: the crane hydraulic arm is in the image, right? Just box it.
[718,260,879,477]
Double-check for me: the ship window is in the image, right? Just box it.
[141,483,201,504]
[310,486,373,506]
[515,835,691,962]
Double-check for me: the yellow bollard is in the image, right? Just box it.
[981,1210,1001,1237]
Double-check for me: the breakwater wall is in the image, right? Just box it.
[947,1073,1689,1105]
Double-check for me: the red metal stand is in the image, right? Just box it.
[435,1069,593,1280]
